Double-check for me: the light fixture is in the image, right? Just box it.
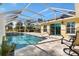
[61,20,64,24]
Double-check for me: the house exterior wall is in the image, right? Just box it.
[41,25,44,34]
[61,24,67,38]
[75,3,79,17]
[40,17,79,38]
[47,24,50,34]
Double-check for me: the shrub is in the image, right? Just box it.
[1,36,16,56]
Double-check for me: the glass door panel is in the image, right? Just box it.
[50,23,61,35]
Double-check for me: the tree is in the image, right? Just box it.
[5,22,13,31]
[38,18,44,22]
[15,21,25,32]
[24,19,41,32]
[34,24,41,32]
[25,23,34,32]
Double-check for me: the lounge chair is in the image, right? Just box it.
[61,32,79,56]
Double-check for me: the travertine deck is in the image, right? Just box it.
[15,36,68,56]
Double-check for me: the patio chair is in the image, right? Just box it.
[61,32,79,56]
[61,34,75,45]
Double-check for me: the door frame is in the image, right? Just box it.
[50,23,61,35]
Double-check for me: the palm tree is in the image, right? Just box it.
[38,18,44,22]
[15,21,25,32]
[34,24,41,32]
[25,23,34,32]
[5,23,13,32]
[24,19,41,32]
[24,20,33,32]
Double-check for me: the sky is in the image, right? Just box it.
[0,3,75,21]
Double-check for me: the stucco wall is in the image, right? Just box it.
[61,24,67,38]
[47,25,50,34]
[75,23,79,31]
[41,25,44,34]
[75,3,79,17]
[40,17,79,39]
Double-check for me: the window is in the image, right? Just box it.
[43,25,47,32]
[66,22,75,34]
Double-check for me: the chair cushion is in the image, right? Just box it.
[73,39,79,46]
[73,32,79,46]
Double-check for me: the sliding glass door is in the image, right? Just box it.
[50,23,61,35]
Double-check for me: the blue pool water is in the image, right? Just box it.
[6,33,43,49]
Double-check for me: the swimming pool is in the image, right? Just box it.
[6,33,43,49]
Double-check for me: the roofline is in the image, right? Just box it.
[38,16,79,25]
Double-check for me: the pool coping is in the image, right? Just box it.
[14,32,62,54]
[6,32,64,56]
